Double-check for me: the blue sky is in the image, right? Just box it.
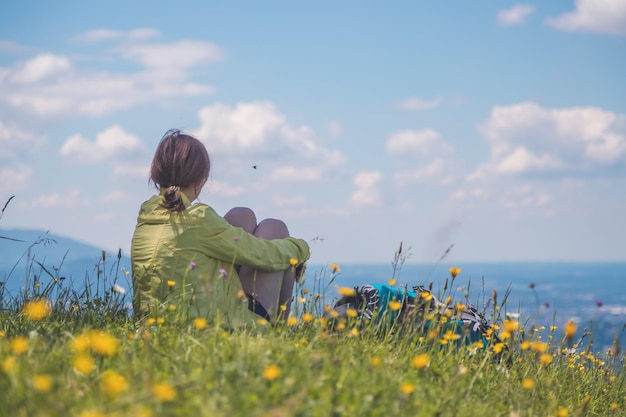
[1,1,625,265]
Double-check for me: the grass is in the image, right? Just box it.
[0,244,624,417]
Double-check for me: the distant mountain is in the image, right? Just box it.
[0,228,132,295]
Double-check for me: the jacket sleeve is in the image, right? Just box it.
[197,207,310,271]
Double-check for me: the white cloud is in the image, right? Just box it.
[272,195,307,207]
[326,121,343,138]
[470,102,626,180]
[492,147,563,174]
[60,125,144,163]
[113,164,150,180]
[0,164,33,193]
[0,36,219,117]
[0,120,45,159]
[394,159,447,185]
[449,187,489,201]
[194,101,345,180]
[546,0,626,36]
[501,184,553,213]
[269,166,323,182]
[497,4,535,26]
[385,128,453,156]
[73,28,161,43]
[204,179,246,198]
[100,190,127,203]
[396,96,444,111]
[18,189,90,209]
[195,102,286,152]
[0,40,28,53]
[117,40,223,74]
[349,171,382,207]
[9,54,71,84]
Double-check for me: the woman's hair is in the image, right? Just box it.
[150,129,211,212]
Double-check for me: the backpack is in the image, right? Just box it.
[327,283,499,347]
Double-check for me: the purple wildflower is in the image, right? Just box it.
[189,262,196,270]
[219,268,228,277]
[595,300,603,308]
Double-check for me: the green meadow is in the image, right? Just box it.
[0,245,624,417]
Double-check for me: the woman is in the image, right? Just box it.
[131,129,310,326]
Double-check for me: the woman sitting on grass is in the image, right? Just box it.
[131,129,310,326]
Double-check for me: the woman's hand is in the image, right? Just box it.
[295,262,307,282]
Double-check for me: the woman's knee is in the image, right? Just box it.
[224,207,257,233]
[254,218,289,240]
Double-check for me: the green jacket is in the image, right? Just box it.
[131,192,310,327]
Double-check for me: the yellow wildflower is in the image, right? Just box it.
[2,356,17,372]
[193,318,208,330]
[167,280,175,287]
[388,301,402,311]
[146,318,156,326]
[443,331,461,342]
[610,403,618,411]
[411,354,430,370]
[101,370,128,397]
[337,287,356,297]
[302,313,314,323]
[539,353,553,365]
[370,357,381,367]
[388,278,396,286]
[287,317,298,326]
[493,343,505,354]
[521,379,535,389]
[23,299,51,321]
[400,382,415,394]
[74,354,95,375]
[262,364,280,380]
[346,308,358,318]
[331,263,340,273]
[156,318,165,324]
[556,407,569,417]
[289,258,298,266]
[503,320,519,333]
[421,292,433,301]
[564,320,577,338]
[32,374,53,392]
[89,331,119,357]
[449,267,461,278]
[520,341,530,350]
[11,336,29,355]
[152,382,177,402]
[530,341,548,353]
[72,332,91,352]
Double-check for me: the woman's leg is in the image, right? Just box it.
[224,207,257,234]
[235,216,296,322]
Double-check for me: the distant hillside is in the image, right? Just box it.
[0,228,132,295]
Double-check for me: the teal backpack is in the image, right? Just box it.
[327,283,499,347]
